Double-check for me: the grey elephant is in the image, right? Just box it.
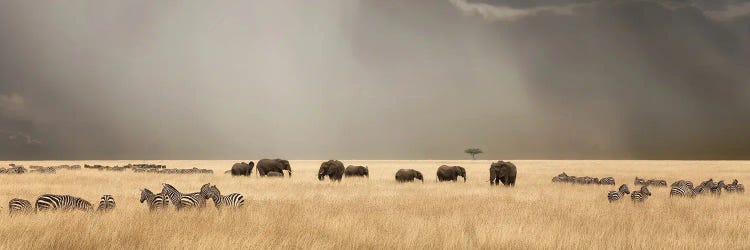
[489,161,517,186]
[256,159,292,177]
[395,169,423,183]
[344,165,369,177]
[318,160,345,181]
[230,162,255,176]
[436,165,466,182]
[265,171,284,177]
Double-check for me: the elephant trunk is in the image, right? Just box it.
[463,175,466,182]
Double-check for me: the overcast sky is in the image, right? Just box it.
[1,0,749,160]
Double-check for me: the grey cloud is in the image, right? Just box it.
[0,0,748,160]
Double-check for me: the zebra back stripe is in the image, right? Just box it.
[36,194,93,212]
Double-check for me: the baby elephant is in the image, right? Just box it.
[344,165,369,178]
[395,169,423,183]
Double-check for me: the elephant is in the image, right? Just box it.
[395,169,423,183]
[318,160,345,181]
[230,162,255,176]
[344,165,369,177]
[256,159,292,177]
[436,165,466,182]
[489,161,517,186]
[265,171,284,177]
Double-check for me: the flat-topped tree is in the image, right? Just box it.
[464,148,483,160]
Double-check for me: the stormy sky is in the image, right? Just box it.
[0,0,748,160]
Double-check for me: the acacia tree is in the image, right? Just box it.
[464,148,483,160]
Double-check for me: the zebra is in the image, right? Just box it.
[8,198,33,215]
[634,177,647,186]
[670,183,695,198]
[97,195,116,212]
[140,188,170,210]
[607,184,630,203]
[724,179,745,193]
[202,185,245,208]
[631,185,651,203]
[552,172,568,183]
[161,183,207,210]
[35,194,93,212]
[599,177,615,185]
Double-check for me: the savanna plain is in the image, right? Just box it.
[0,160,748,249]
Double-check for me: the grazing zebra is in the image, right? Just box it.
[631,185,651,203]
[35,194,93,212]
[161,183,206,210]
[202,185,245,208]
[8,198,33,215]
[599,177,615,185]
[97,195,116,212]
[671,180,694,189]
[607,184,630,203]
[634,177,647,186]
[140,188,170,210]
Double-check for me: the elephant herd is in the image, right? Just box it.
[228,159,517,186]
[229,159,292,177]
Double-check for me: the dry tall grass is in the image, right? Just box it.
[0,160,748,249]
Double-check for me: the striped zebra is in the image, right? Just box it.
[670,183,695,198]
[161,183,207,210]
[631,185,651,203]
[35,194,93,212]
[97,195,116,212]
[599,177,615,185]
[8,198,33,215]
[634,177,647,186]
[202,185,245,208]
[140,188,170,210]
[724,179,745,193]
[607,184,630,203]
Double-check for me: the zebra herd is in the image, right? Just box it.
[8,183,244,215]
[605,178,744,204]
[553,173,745,203]
[143,183,245,210]
[552,172,616,185]
[8,194,115,215]
[669,179,745,198]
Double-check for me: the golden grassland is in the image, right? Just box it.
[0,160,748,249]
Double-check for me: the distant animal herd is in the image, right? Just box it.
[4,160,744,214]
[552,172,745,203]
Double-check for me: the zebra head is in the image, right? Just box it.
[200,183,214,199]
[161,183,183,203]
[619,184,630,194]
[640,185,651,196]
[140,189,154,203]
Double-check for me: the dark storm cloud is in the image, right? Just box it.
[0,0,748,159]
